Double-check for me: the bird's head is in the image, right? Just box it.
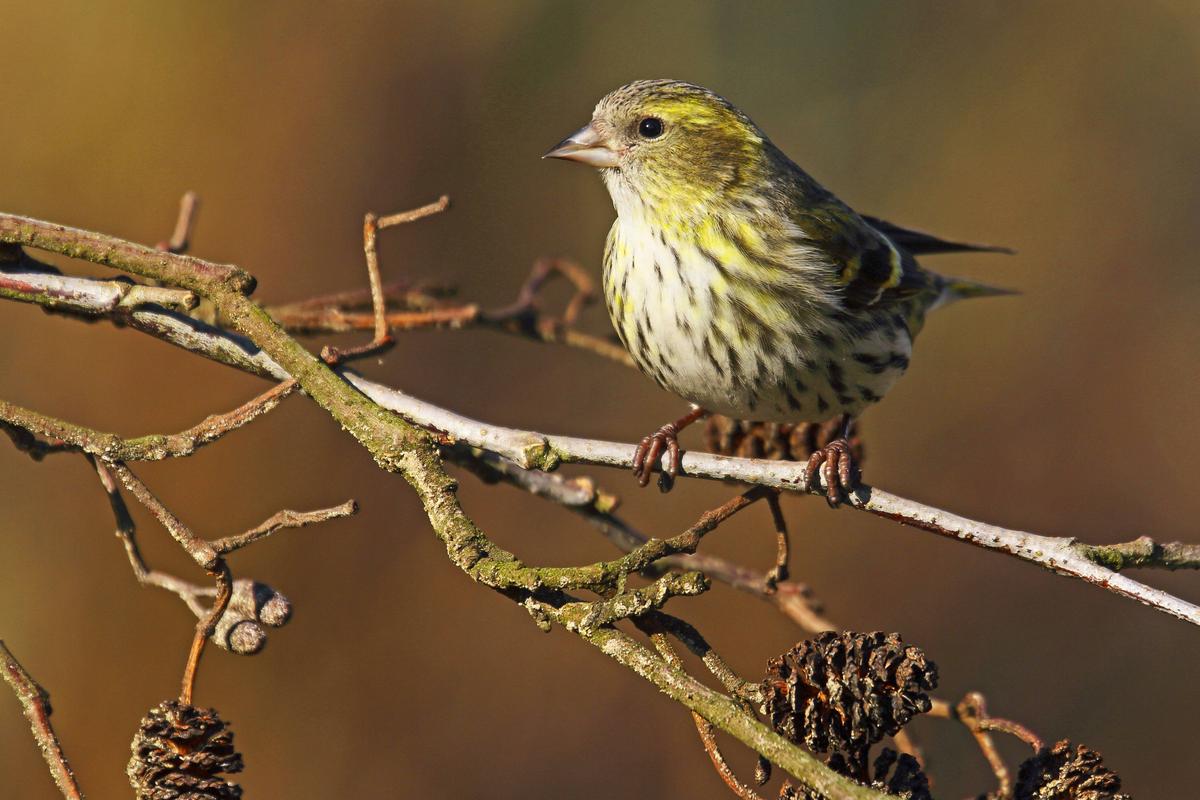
[545,80,768,214]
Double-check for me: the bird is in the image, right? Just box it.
[544,79,1013,504]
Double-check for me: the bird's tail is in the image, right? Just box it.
[931,276,1019,311]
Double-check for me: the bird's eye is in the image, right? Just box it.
[638,117,664,139]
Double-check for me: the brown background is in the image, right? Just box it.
[2,2,1199,797]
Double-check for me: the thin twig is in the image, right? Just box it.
[377,195,450,228]
[0,641,84,800]
[89,456,213,616]
[180,564,232,705]
[279,253,632,366]
[268,278,453,315]
[648,611,761,701]
[642,623,766,800]
[322,196,450,364]
[107,462,220,569]
[765,491,790,589]
[211,500,358,554]
[0,379,296,463]
[157,190,200,254]
[930,692,1045,797]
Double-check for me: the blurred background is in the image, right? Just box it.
[2,1,1198,797]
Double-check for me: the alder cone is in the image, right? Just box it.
[703,415,864,463]
[779,748,932,800]
[127,700,244,800]
[761,631,937,769]
[1012,740,1130,800]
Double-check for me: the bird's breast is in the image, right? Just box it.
[603,217,914,422]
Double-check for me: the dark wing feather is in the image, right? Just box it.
[862,216,1014,256]
[796,201,935,310]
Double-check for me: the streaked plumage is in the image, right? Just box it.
[546,79,1011,495]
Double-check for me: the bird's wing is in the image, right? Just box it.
[794,201,935,310]
[861,216,1014,256]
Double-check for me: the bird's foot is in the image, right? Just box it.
[632,407,708,492]
[801,437,861,507]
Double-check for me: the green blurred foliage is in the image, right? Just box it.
[1,1,1198,797]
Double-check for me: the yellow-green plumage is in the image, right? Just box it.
[558,79,1010,425]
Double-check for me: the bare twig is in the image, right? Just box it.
[377,195,451,228]
[765,491,790,588]
[322,196,450,364]
[90,456,213,616]
[647,611,761,701]
[211,500,358,554]
[268,251,631,367]
[157,190,200,254]
[0,641,84,800]
[268,278,454,316]
[930,692,1045,797]
[180,564,232,705]
[107,462,220,569]
[643,625,766,800]
[0,379,296,464]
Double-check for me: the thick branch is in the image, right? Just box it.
[349,376,1200,627]
[445,446,835,631]
[1,263,196,315]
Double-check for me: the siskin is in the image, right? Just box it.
[545,80,1013,503]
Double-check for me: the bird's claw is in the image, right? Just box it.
[633,422,683,492]
[801,437,859,507]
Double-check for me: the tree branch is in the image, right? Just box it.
[1,207,1190,798]
[0,209,886,797]
[0,379,296,463]
[0,641,84,800]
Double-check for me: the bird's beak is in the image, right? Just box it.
[543,122,619,168]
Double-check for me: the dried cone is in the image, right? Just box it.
[761,632,937,770]
[1013,740,1130,800]
[703,415,864,464]
[127,700,244,800]
[779,748,932,800]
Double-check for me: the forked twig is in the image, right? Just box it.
[641,622,765,800]
[929,692,1045,797]
[323,196,450,364]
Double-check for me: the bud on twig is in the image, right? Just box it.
[211,579,292,655]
